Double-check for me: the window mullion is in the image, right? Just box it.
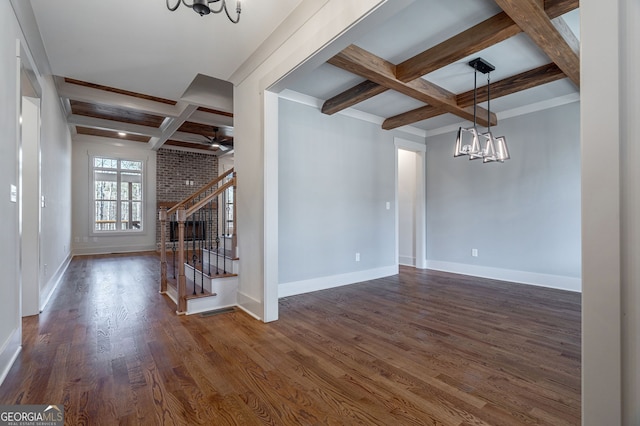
[116,161,122,230]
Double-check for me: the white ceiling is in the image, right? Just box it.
[29,0,581,138]
[30,0,303,101]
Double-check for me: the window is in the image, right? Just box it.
[93,156,143,232]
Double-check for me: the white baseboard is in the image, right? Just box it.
[279,265,399,298]
[425,260,582,292]
[72,244,157,256]
[399,256,415,267]
[0,328,21,388]
[186,300,237,316]
[40,253,72,312]
[236,292,262,321]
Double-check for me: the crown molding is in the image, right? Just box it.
[279,89,427,138]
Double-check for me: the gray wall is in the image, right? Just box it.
[426,102,581,281]
[278,98,421,287]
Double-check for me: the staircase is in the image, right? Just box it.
[158,168,238,315]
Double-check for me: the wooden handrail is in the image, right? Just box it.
[159,169,236,314]
[185,176,235,218]
[167,167,234,215]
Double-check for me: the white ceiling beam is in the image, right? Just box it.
[66,114,163,137]
[149,103,199,151]
[57,78,180,118]
[169,131,211,144]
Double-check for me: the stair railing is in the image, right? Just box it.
[159,170,236,314]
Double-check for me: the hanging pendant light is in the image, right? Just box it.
[454,58,510,164]
[481,70,497,163]
[454,61,482,158]
[495,136,510,162]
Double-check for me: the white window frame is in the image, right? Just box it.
[90,155,145,235]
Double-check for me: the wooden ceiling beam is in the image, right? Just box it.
[321,80,387,115]
[328,45,496,127]
[544,0,579,18]
[67,114,163,137]
[57,77,180,118]
[493,0,580,86]
[188,109,234,128]
[455,63,565,106]
[551,16,580,56]
[321,0,578,115]
[382,63,565,130]
[396,12,521,83]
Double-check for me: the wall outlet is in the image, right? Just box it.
[472,248,478,257]
[355,252,360,262]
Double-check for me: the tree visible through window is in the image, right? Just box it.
[93,157,143,232]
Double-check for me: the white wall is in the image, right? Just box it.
[71,136,157,255]
[425,102,581,291]
[582,0,640,424]
[620,1,640,422]
[0,0,23,384]
[218,154,234,176]
[39,74,72,309]
[278,99,418,295]
[398,149,417,266]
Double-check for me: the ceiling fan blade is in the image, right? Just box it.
[182,134,213,144]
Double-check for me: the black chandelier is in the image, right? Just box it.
[166,0,241,24]
[454,58,510,163]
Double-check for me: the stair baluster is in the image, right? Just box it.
[158,168,236,314]
[159,207,168,294]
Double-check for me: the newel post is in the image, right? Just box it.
[159,207,168,294]
[232,173,237,258]
[177,206,187,314]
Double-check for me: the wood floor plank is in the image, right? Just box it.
[0,253,581,425]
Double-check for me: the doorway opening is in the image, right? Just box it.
[395,138,426,269]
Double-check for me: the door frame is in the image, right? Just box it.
[394,137,426,269]
[18,39,44,317]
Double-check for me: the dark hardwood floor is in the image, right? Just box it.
[0,253,581,425]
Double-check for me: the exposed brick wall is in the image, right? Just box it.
[156,148,218,247]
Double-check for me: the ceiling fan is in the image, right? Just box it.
[187,127,233,152]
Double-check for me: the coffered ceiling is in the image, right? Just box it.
[286,0,580,135]
[27,0,580,153]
